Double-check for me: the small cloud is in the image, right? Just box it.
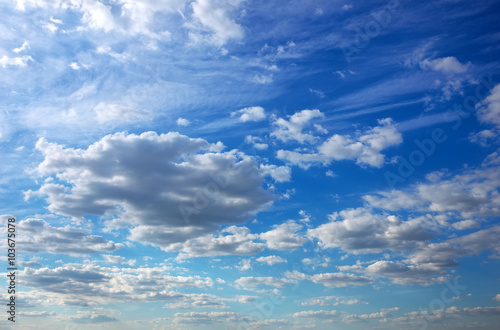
[253,74,273,84]
[13,41,30,53]
[69,62,81,70]
[176,117,190,126]
[256,255,287,266]
[237,259,252,271]
[342,4,353,10]
[231,106,266,122]
[326,170,337,177]
[493,294,500,302]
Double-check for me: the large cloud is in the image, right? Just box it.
[26,131,275,246]
[307,207,435,254]
[365,152,500,219]
[20,263,214,306]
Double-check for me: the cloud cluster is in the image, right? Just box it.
[271,109,326,144]
[277,118,402,168]
[26,131,275,247]
[307,208,435,254]
[18,218,123,255]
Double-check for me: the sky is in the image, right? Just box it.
[1,0,500,329]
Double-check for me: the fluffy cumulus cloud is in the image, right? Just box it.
[94,102,150,123]
[277,118,402,168]
[18,218,123,255]
[260,220,306,250]
[365,153,500,219]
[231,106,266,122]
[26,132,276,247]
[307,208,435,254]
[15,0,186,44]
[190,0,245,46]
[286,270,373,288]
[176,117,190,126]
[256,255,287,266]
[235,276,292,289]
[271,109,326,144]
[160,225,265,257]
[0,55,33,68]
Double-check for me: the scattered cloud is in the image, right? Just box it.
[271,109,326,144]
[256,255,287,266]
[231,106,266,122]
[26,132,275,248]
[420,56,470,75]
[277,118,402,168]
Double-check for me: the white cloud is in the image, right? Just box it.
[17,0,184,47]
[260,220,306,250]
[364,260,444,285]
[13,41,30,53]
[237,259,252,271]
[365,153,500,219]
[277,118,402,168]
[271,109,325,144]
[451,219,479,230]
[286,270,372,288]
[156,225,265,257]
[94,102,150,123]
[176,117,190,126]
[245,135,268,150]
[256,255,287,266]
[231,106,266,122]
[420,56,469,74]
[190,0,244,46]
[235,276,291,289]
[476,84,500,128]
[17,218,123,255]
[259,164,291,182]
[308,207,434,254]
[396,306,500,325]
[0,55,33,68]
[26,132,275,248]
[252,73,273,84]
[102,254,136,266]
[72,314,118,324]
[493,294,500,302]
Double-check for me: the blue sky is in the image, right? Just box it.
[1,0,500,329]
